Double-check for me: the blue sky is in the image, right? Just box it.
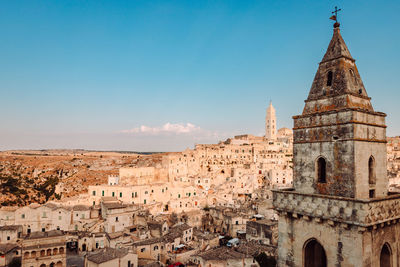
[0,0,399,151]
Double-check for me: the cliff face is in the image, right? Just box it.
[0,150,161,206]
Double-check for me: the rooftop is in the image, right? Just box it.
[195,247,249,261]
[25,230,64,240]
[0,243,19,254]
[87,247,130,264]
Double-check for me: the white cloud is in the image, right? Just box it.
[121,123,202,135]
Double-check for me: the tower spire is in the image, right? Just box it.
[302,16,373,115]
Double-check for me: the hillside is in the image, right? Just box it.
[0,150,164,206]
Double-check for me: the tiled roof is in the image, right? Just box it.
[0,243,19,254]
[25,230,64,240]
[195,246,248,260]
[87,247,129,264]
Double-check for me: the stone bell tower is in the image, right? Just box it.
[266,101,277,140]
[273,17,400,267]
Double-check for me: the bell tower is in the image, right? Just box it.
[273,13,400,267]
[293,20,387,199]
[266,101,277,140]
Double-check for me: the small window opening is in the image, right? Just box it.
[359,89,363,95]
[317,157,327,183]
[369,156,376,184]
[369,189,375,198]
[349,69,358,85]
[327,71,333,86]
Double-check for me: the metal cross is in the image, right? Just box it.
[332,6,342,22]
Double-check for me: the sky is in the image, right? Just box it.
[0,0,399,152]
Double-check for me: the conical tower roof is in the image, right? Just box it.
[302,24,373,115]
[321,25,354,63]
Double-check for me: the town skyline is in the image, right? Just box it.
[1,0,399,152]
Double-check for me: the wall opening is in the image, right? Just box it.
[380,243,392,267]
[369,156,376,184]
[317,157,327,183]
[369,189,375,198]
[326,71,333,86]
[304,239,327,267]
[349,69,358,85]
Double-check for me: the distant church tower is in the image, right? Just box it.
[273,17,398,267]
[265,102,277,140]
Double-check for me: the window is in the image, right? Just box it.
[141,248,145,252]
[42,212,47,218]
[327,71,333,86]
[119,192,122,197]
[369,156,376,184]
[21,214,25,219]
[369,189,375,198]
[235,221,239,225]
[144,199,146,204]
[102,190,105,196]
[58,216,62,220]
[92,191,96,196]
[154,246,158,250]
[112,192,115,197]
[42,228,45,232]
[116,217,119,222]
[349,69,358,85]
[317,157,327,183]
[7,236,10,240]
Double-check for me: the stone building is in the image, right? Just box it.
[273,20,400,266]
[0,244,20,267]
[266,102,277,140]
[21,230,66,267]
[191,246,257,267]
[86,247,137,267]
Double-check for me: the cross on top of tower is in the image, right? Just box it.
[330,6,342,28]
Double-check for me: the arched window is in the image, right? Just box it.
[326,71,333,86]
[304,238,327,267]
[317,157,327,183]
[380,243,392,267]
[349,69,358,85]
[369,156,376,184]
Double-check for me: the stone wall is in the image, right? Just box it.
[273,189,400,227]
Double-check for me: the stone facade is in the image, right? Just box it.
[273,21,399,267]
[266,102,277,140]
[21,230,66,267]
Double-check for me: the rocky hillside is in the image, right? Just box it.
[0,150,164,206]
